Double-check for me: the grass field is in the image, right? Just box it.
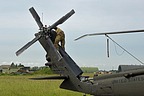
[0,75,91,96]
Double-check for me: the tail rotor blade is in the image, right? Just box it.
[29,7,43,29]
[16,36,40,56]
[49,9,75,29]
[16,8,75,56]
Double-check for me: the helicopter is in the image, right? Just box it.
[16,7,144,96]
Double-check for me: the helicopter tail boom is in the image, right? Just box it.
[36,35,94,94]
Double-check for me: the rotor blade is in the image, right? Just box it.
[49,9,75,29]
[29,7,43,29]
[75,29,144,41]
[16,35,40,56]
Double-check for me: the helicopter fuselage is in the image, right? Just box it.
[93,69,144,96]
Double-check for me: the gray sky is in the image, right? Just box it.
[1,0,144,70]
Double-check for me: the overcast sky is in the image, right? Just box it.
[1,0,144,70]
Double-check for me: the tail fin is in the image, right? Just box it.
[39,36,83,77]
[59,46,83,76]
[37,36,93,94]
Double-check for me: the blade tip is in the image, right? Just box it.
[15,52,19,56]
[72,9,75,13]
[74,38,78,41]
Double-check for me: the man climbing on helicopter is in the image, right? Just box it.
[44,25,65,50]
[53,27,65,50]
[45,26,65,66]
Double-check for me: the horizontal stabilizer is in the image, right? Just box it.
[30,76,68,80]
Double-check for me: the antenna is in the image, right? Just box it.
[42,12,44,24]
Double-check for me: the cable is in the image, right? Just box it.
[114,41,125,56]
